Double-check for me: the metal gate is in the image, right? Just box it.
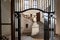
[14,0,55,40]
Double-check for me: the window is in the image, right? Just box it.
[33,0,37,8]
[51,0,55,12]
[26,24,28,28]
[24,0,29,9]
[15,0,20,11]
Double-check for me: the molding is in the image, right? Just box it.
[11,0,15,40]
[0,0,2,40]
[1,23,11,25]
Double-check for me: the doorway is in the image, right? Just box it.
[36,12,40,22]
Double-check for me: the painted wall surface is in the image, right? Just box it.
[21,13,33,34]
[55,0,60,35]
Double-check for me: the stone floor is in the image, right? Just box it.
[15,35,60,40]
[21,35,60,40]
[15,21,60,40]
[21,36,44,40]
[15,31,60,40]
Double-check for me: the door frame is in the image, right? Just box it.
[0,0,2,40]
[11,0,15,40]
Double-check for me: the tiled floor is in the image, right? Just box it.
[21,35,60,40]
[21,36,44,40]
